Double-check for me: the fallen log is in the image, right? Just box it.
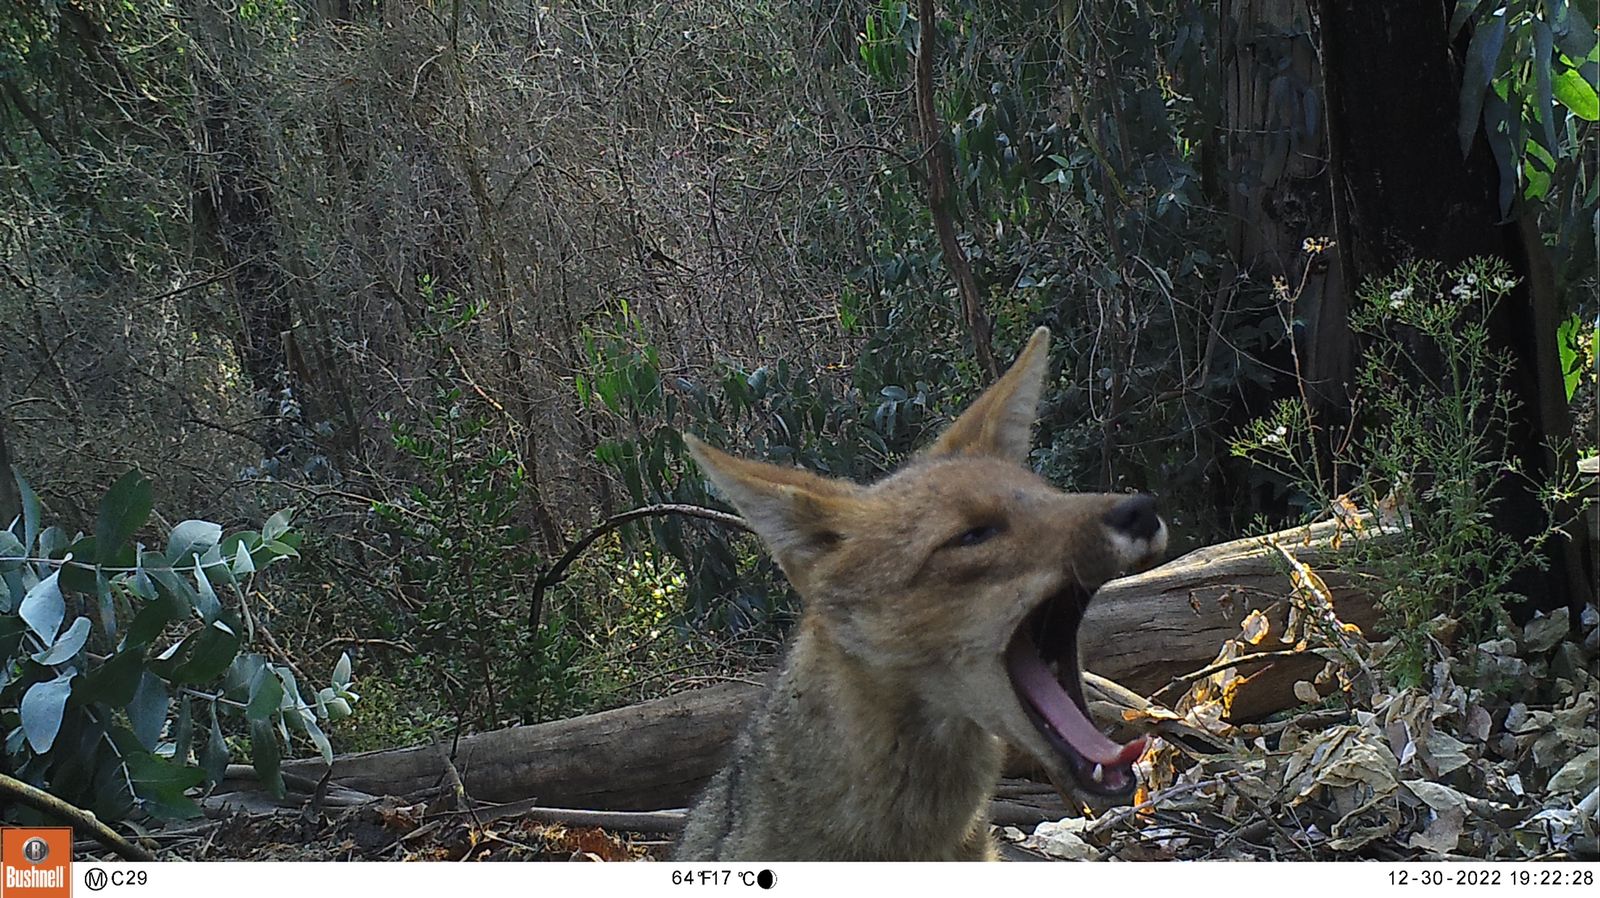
[261,682,761,810]
[1082,517,1384,720]
[262,519,1383,810]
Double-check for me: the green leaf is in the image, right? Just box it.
[262,508,294,543]
[250,716,285,798]
[1548,0,1598,61]
[147,566,198,616]
[1532,19,1560,156]
[1552,66,1600,120]
[165,520,222,566]
[20,672,74,752]
[192,559,221,624]
[19,567,64,643]
[246,666,284,721]
[74,647,144,706]
[32,615,90,665]
[124,587,187,647]
[168,621,240,684]
[172,696,194,765]
[13,468,40,554]
[1448,0,1484,38]
[231,541,256,576]
[1459,14,1509,155]
[201,705,230,785]
[303,715,333,765]
[1482,90,1518,217]
[0,529,23,573]
[126,752,204,820]
[95,471,152,564]
[1557,314,1583,400]
[95,570,116,639]
[127,671,170,750]
[260,539,299,560]
[37,526,65,559]
[332,652,352,688]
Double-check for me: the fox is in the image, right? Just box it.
[673,327,1168,861]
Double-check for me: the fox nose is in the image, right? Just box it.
[1103,494,1161,541]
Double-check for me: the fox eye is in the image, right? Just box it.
[948,524,1003,548]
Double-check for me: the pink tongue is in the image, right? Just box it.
[1009,645,1147,767]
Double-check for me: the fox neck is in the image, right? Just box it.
[772,616,1004,856]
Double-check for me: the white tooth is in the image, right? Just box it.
[1091,763,1104,784]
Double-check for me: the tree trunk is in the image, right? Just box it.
[1317,0,1590,619]
[915,0,999,382]
[1211,1,1350,524]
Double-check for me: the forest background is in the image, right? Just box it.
[0,0,1595,830]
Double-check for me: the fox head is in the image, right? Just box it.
[684,327,1167,799]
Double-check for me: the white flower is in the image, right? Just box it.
[1451,282,1474,297]
[1389,286,1413,302]
[1390,299,1404,310]
[1492,276,1516,291]
[1275,425,1288,437]
[1465,273,1478,285]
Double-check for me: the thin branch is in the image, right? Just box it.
[914,0,999,381]
[0,772,155,861]
[527,504,750,635]
[1150,649,1320,705]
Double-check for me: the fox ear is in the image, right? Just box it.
[926,326,1050,465]
[684,435,859,567]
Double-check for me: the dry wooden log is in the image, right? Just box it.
[1083,516,1385,720]
[269,519,1383,809]
[273,681,761,810]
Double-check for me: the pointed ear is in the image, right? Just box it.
[926,326,1051,464]
[684,435,860,567]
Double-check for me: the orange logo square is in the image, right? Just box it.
[0,828,71,898]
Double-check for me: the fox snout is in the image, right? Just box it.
[1101,493,1168,575]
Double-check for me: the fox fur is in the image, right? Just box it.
[674,327,1167,861]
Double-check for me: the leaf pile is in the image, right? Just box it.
[1057,604,1598,860]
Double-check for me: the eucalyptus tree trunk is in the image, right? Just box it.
[1317,0,1591,619]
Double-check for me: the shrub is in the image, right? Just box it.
[0,469,356,823]
[1232,257,1589,685]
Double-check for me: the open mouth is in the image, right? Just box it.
[1005,587,1147,798]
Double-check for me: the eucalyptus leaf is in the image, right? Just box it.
[96,570,116,639]
[95,471,153,564]
[32,615,90,665]
[128,671,171,750]
[192,559,222,624]
[1447,0,1484,38]
[20,672,74,753]
[14,468,40,554]
[232,541,256,576]
[1532,19,1559,155]
[74,647,144,706]
[126,752,204,820]
[246,665,285,721]
[166,520,223,566]
[250,716,285,798]
[262,508,294,543]
[19,567,65,643]
[201,706,230,785]
[172,696,194,765]
[1552,66,1599,120]
[1457,14,1508,155]
[0,529,23,573]
[169,621,240,684]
